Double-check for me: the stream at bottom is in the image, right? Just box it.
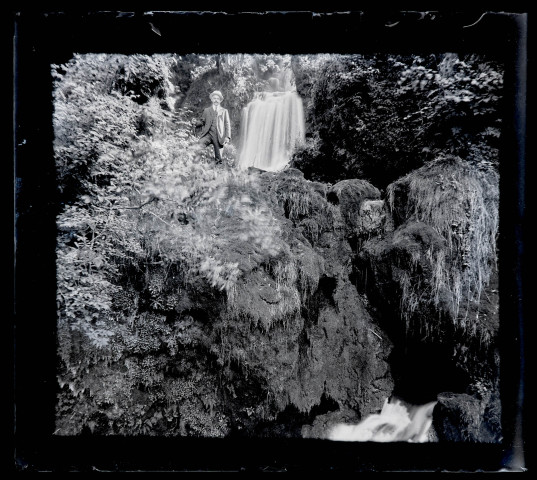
[328,397,437,442]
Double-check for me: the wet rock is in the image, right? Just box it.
[357,199,390,236]
[433,391,502,443]
[327,179,381,240]
[293,278,393,417]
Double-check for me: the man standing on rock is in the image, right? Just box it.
[192,90,231,165]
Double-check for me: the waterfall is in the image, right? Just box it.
[236,80,305,172]
[328,398,437,443]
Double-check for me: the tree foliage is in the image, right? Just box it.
[292,53,503,189]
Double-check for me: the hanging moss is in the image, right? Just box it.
[387,155,499,326]
[259,168,338,248]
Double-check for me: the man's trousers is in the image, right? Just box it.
[198,132,222,163]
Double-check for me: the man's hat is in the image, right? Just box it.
[209,90,224,101]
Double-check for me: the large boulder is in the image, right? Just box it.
[359,155,500,347]
[203,170,394,436]
[359,220,448,331]
[433,390,502,443]
[327,179,381,209]
[327,179,382,243]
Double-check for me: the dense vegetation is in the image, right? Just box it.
[292,53,502,189]
[54,54,297,435]
[53,52,502,439]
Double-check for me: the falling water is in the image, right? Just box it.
[236,78,305,172]
[328,398,437,443]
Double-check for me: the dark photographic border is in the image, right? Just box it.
[12,9,527,472]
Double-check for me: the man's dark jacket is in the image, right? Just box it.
[196,106,231,147]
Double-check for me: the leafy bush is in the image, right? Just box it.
[293,53,503,189]
[396,53,503,164]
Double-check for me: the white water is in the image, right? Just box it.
[328,398,437,443]
[236,89,305,172]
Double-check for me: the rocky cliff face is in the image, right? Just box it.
[56,167,395,438]
[56,160,500,442]
[201,168,395,436]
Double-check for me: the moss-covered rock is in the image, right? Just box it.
[387,155,499,323]
[360,155,499,341]
[433,389,502,443]
[201,169,394,434]
[56,165,396,438]
[360,220,447,332]
[327,179,382,246]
